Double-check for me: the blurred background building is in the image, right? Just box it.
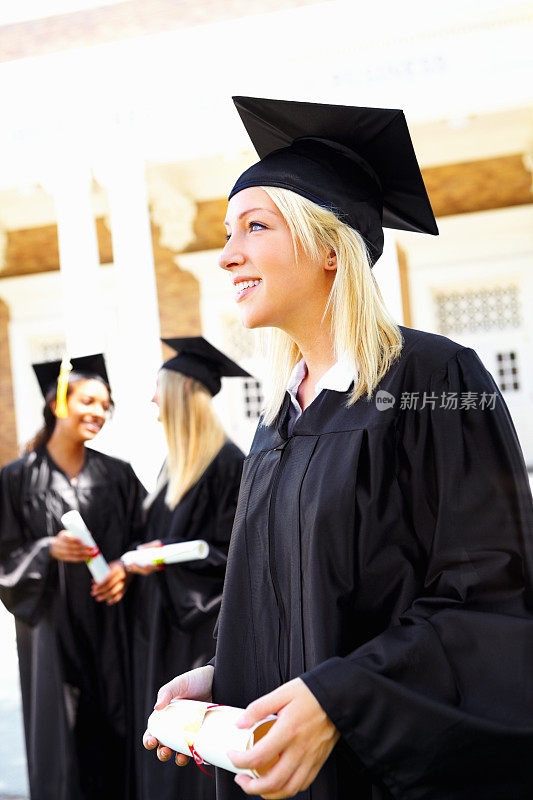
[0,1,532,794]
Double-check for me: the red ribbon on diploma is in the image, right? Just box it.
[188,743,213,776]
[187,704,228,777]
[87,546,100,559]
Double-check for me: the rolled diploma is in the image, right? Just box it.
[120,540,209,568]
[60,510,111,583]
[147,699,277,778]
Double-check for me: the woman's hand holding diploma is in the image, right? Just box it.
[124,540,163,575]
[50,530,93,562]
[143,665,214,766]
[91,560,127,605]
[229,678,340,800]
[144,670,338,796]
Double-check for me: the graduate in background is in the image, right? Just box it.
[145,98,533,799]
[0,354,146,800]
[128,337,247,800]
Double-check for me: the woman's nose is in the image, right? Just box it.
[218,242,245,271]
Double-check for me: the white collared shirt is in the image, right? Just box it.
[286,352,356,434]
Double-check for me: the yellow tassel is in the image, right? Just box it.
[55,355,72,418]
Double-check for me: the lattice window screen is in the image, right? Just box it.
[496,351,520,393]
[434,285,521,335]
[243,379,263,420]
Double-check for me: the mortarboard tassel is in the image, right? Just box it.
[55,355,73,418]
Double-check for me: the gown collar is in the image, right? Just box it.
[287,352,356,398]
[285,352,357,436]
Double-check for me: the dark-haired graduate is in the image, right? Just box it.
[129,338,247,800]
[0,354,146,800]
[144,98,533,799]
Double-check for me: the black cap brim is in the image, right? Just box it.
[161,337,251,396]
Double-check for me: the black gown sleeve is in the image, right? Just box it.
[301,348,533,799]
[0,461,56,625]
[161,446,243,632]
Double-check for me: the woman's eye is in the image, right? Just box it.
[249,221,266,232]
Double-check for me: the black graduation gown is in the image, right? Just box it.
[132,440,244,800]
[0,446,146,800]
[212,327,533,800]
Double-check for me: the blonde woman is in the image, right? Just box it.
[145,99,533,799]
[130,337,247,800]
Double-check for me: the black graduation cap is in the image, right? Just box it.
[229,96,438,265]
[161,336,251,397]
[32,353,110,398]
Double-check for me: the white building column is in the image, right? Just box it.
[102,149,165,486]
[53,162,105,354]
[105,152,161,365]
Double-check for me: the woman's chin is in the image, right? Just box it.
[79,428,99,442]
[238,308,272,330]
[239,314,258,330]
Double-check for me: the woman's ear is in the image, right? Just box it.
[325,249,337,271]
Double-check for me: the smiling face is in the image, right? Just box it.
[219,187,335,338]
[151,371,163,422]
[53,379,110,443]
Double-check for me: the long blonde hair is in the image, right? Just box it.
[146,370,225,510]
[259,187,403,425]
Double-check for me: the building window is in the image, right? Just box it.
[496,351,520,393]
[243,379,263,420]
[434,285,521,335]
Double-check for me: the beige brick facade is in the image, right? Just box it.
[0,298,18,465]
[151,222,202,360]
[3,218,114,277]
